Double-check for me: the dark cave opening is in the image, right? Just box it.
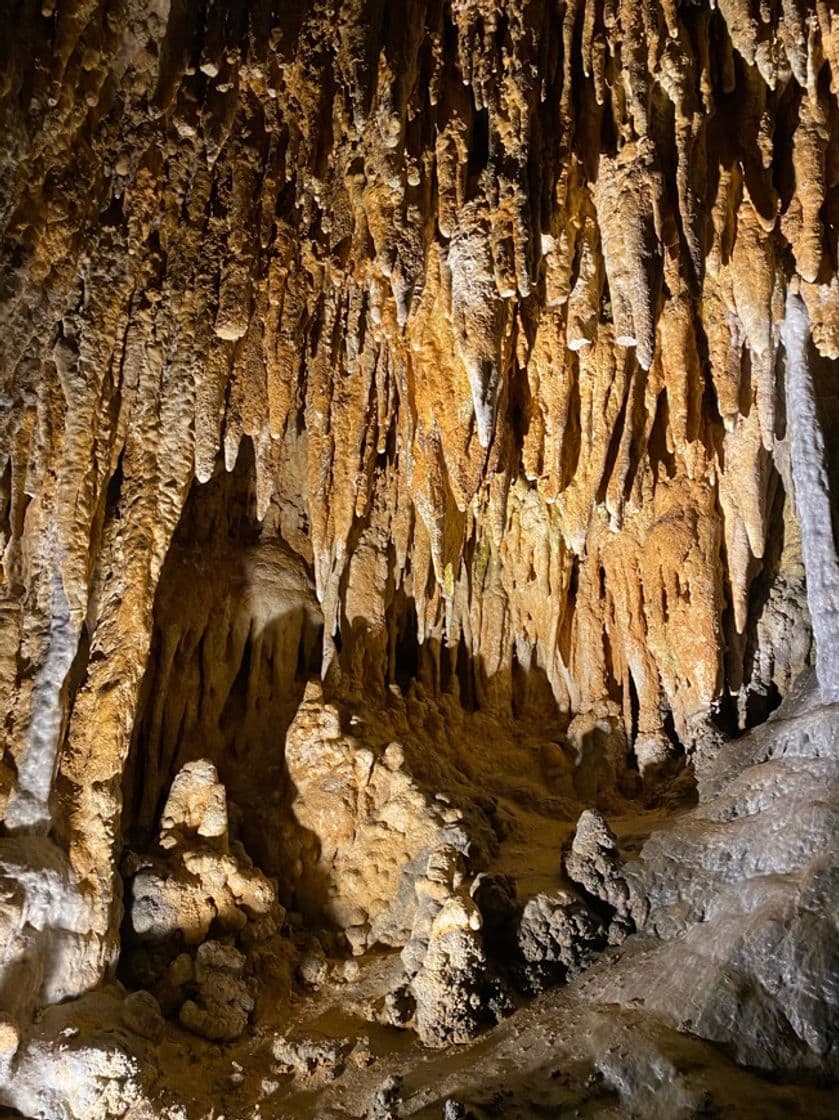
[453,632,478,711]
[392,601,420,694]
[121,438,323,863]
[468,106,491,181]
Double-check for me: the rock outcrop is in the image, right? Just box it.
[123,759,283,1042]
[565,808,632,936]
[515,889,606,991]
[593,670,839,1077]
[400,845,493,1047]
[280,683,462,952]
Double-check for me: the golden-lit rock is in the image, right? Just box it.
[0,3,837,1116]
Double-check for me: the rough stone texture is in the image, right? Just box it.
[280,682,459,949]
[565,808,630,922]
[780,290,839,703]
[0,2,837,1117]
[403,847,490,1047]
[122,759,283,1042]
[177,940,254,1042]
[126,759,281,947]
[611,671,839,1075]
[367,1075,403,1120]
[0,991,164,1120]
[515,889,606,989]
[271,1033,352,1083]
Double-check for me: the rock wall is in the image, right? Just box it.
[1,0,838,1100]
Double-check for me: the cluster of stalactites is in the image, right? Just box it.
[0,1,835,837]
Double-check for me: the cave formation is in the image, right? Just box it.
[0,1,838,1117]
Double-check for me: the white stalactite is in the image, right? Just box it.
[780,290,839,702]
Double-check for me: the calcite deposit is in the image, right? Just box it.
[0,1,838,1117]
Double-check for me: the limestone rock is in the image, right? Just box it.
[127,761,281,948]
[0,1,837,1116]
[565,810,631,923]
[272,1034,352,1082]
[612,673,839,1074]
[410,894,487,1047]
[395,844,510,1048]
[0,993,155,1120]
[123,762,284,1042]
[282,684,459,950]
[179,941,254,1042]
[158,759,228,850]
[296,941,328,991]
[367,1074,403,1120]
[516,891,606,991]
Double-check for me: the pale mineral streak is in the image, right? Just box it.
[780,290,839,703]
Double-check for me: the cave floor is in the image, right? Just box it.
[137,785,837,1120]
[14,675,831,1120]
[143,936,839,1120]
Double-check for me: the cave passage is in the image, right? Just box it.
[122,439,323,874]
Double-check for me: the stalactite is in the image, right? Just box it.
[0,7,836,1087]
[780,290,839,702]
